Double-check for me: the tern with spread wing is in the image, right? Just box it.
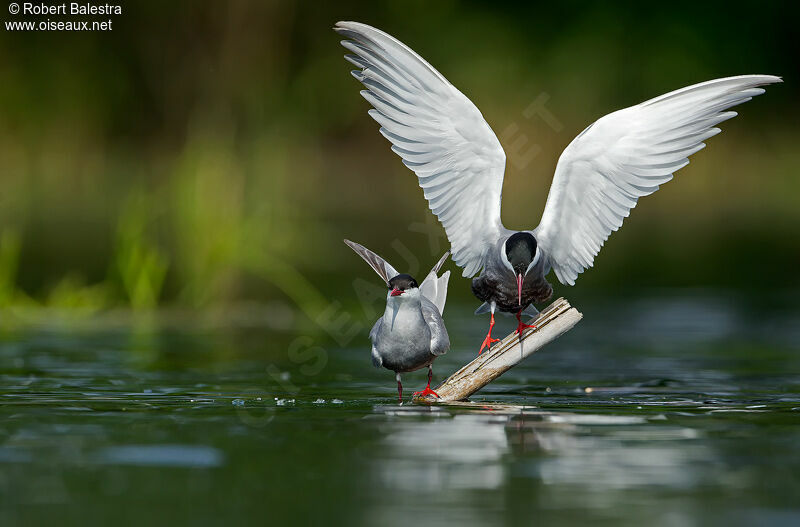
[335,21,780,353]
[345,239,450,402]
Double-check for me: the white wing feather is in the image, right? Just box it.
[534,75,781,286]
[335,21,507,277]
[419,251,451,315]
[420,270,450,316]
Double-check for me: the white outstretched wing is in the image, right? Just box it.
[335,21,507,277]
[534,75,781,286]
[419,251,450,315]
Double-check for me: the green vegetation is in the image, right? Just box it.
[0,1,797,322]
[112,190,169,310]
[0,229,22,307]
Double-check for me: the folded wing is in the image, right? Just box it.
[336,21,508,277]
[534,75,781,286]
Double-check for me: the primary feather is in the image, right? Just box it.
[343,239,399,285]
[419,251,451,315]
[534,74,782,285]
[336,21,508,278]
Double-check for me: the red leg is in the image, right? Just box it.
[478,312,501,355]
[396,374,403,404]
[414,366,440,398]
[515,310,537,335]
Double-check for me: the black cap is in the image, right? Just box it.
[388,274,418,290]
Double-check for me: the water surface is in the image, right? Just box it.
[1,292,799,525]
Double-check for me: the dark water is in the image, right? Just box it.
[1,292,799,526]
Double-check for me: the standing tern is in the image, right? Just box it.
[344,239,450,402]
[335,21,781,353]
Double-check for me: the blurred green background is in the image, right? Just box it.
[1,0,798,324]
[2,5,799,525]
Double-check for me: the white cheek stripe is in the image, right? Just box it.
[504,241,540,275]
[500,242,514,272]
[525,248,541,274]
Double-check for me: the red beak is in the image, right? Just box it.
[390,288,404,297]
[516,273,524,306]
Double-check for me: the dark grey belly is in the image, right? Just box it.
[381,352,434,374]
[471,272,553,313]
[373,316,436,374]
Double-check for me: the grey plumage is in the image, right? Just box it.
[345,239,450,401]
[369,294,448,372]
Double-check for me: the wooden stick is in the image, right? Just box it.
[413,298,583,403]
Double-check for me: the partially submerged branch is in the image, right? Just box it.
[414,298,583,403]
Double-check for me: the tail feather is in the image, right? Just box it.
[474,302,492,315]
